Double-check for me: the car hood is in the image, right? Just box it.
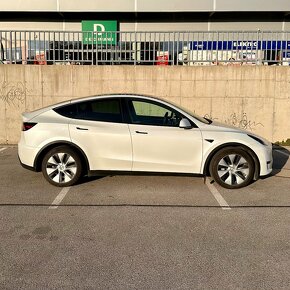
[200,120,271,146]
[203,120,247,133]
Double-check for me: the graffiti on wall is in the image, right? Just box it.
[203,112,264,131]
[0,81,28,106]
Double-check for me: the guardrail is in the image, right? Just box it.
[1,30,290,65]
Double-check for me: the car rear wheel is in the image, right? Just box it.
[209,147,255,189]
[41,146,82,187]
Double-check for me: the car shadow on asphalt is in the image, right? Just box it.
[271,145,290,176]
[78,175,107,185]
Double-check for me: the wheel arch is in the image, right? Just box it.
[203,142,260,180]
[34,141,90,174]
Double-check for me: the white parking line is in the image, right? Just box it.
[206,178,231,210]
[276,150,290,158]
[49,187,71,209]
[0,147,7,152]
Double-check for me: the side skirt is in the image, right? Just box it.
[88,170,204,178]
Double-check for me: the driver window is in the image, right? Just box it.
[128,100,182,127]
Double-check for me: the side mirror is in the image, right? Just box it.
[179,118,192,129]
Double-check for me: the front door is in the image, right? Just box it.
[126,98,203,174]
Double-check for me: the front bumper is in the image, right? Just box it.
[258,144,273,176]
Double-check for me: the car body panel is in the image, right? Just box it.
[200,131,273,176]
[68,119,132,171]
[128,124,203,173]
[18,110,71,167]
[22,100,71,122]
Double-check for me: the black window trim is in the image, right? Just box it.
[124,97,198,128]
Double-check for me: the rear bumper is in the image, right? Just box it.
[18,139,39,170]
[18,154,37,171]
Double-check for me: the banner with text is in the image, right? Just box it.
[82,20,117,45]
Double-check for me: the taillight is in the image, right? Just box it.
[22,122,37,131]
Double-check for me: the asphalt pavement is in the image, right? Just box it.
[0,146,289,290]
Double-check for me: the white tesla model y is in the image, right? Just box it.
[18,94,273,189]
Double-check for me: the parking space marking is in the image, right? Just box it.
[0,148,7,152]
[276,150,290,158]
[206,178,231,210]
[49,187,71,209]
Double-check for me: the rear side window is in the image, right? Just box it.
[54,103,78,118]
[54,99,123,123]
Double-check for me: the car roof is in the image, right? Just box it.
[69,94,165,104]
[26,94,178,119]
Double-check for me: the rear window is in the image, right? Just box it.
[54,99,122,123]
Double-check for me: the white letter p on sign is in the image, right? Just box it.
[93,24,105,36]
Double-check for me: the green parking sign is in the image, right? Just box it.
[82,20,117,45]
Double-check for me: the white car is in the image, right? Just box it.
[18,94,273,189]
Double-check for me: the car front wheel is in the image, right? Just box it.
[209,147,255,189]
[41,146,82,187]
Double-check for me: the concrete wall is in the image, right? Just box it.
[0,65,289,144]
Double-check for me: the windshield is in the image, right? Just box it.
[164,99,212,124]
[180,106,212,124]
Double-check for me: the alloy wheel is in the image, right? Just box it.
[46,152,77,184]
[217,154,250,186]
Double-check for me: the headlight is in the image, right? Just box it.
[247,134,266,145]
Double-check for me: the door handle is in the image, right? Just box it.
[76,127,88,131]
[135,130,148,134]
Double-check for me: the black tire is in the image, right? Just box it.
[41,146,82,187]
[209,147,255,189]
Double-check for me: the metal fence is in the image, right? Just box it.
[1,30,290,66]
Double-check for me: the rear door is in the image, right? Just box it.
[58,98,132,171]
